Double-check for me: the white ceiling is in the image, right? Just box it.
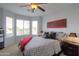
[0,3,75,17]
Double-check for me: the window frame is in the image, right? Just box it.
[6,16,14,38]
[16,19,24,36]
[24,20,30,35]
[32,20,38,35]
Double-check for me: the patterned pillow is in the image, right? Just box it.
[50,32,56,39]
[43,32,50,38]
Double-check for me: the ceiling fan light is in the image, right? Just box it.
[31,5,37,9]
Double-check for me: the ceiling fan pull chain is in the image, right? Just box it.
[32,8,35,12]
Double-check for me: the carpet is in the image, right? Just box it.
[0,44,22,56]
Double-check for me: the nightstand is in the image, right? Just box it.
[61,37,79,56]
[61,42,79,56]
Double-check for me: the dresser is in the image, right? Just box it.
[61,37,79,56]
[0,28,4,49]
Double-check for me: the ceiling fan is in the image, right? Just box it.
[20,3,46,12]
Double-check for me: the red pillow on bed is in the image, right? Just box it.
[19,36,32,51]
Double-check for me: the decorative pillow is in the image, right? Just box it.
[44,32,50,38]
[19,36,32,51]
[50,32,56,39]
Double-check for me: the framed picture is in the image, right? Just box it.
[47,18,67,28]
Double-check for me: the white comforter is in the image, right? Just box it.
[24,37,61,56]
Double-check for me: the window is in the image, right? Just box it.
[16,19,38,36]
[16,20,23,36]
[32,21,38,35]
[6,17,13,37]
[24,20,30,35]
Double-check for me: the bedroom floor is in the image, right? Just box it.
[0,44,22,56]
[0,44,65,56]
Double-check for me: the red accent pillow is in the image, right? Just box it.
[19,36,32,51]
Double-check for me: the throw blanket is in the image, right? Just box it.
[19,36,32,52]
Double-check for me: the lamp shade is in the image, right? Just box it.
[69,33,77,37]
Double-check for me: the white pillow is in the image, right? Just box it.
[56,32,67,40]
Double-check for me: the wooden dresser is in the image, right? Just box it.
[61,37,79,56]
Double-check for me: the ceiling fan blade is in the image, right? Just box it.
[20,4,31,7]
[37,6,45,12]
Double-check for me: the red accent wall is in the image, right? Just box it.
[47,18,67,28]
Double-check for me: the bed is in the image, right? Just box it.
[23,36,61,56]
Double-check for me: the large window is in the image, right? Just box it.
[16,20,23,36]
[6,16,13,37]
[24,20,30,35]
[16,19,38,36]
[32,21,38,35]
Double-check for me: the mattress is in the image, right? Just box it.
[24,37,61,56]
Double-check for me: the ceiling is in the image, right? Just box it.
[0,3,75,17]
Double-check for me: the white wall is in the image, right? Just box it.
[42,4,79,34]
[0,8,42,47]
[3,9,17,47]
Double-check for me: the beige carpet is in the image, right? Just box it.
[0,44,23,56]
